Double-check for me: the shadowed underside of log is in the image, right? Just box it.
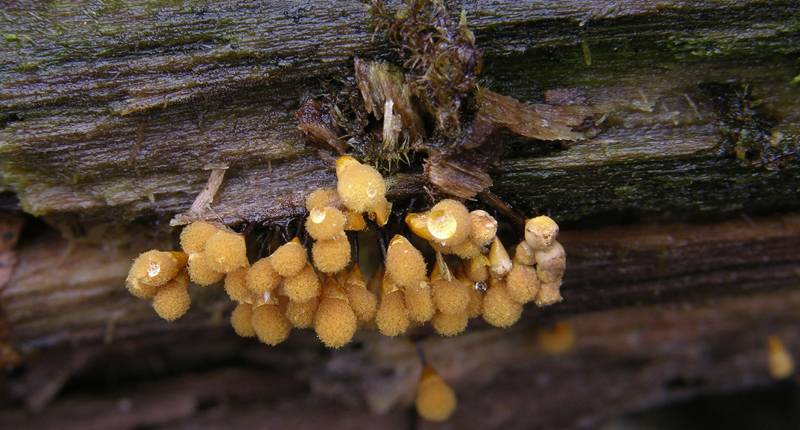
[2,273,799,430]
[1,212,798,429]
[2,213,798,346]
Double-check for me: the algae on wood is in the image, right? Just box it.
[0,0,798,226]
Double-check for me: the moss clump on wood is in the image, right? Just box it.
[302,0,596,200]
[368,0,482,138]
[700,82,799,169]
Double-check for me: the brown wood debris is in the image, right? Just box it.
[295,98,349,155]
[425,90,594,198]
[353,58,426,149]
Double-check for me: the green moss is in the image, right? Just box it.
[700,82,800,169]
[12,60,41,72]
[367,0,482,138]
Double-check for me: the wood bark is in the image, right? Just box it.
[1,0,798,224]
[1,1,799,429]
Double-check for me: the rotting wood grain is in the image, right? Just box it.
[2,213,798,349]
[1,1,798,226]
[2,283,798,430]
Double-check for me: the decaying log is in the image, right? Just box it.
[1,212,799,429]
[1,0,798,225]
[1,1,799,429]
[4,213,799,346]
[2,269,799,429]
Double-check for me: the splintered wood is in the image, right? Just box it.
[425,90,594,198]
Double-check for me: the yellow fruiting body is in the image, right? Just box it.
[284,263,322,303]
[454,239,483,259]
[126,276,159,299]
[431,279,470,315]
[336,267,350,285]
[187,252,225,286]
[337,163,386,212]
[488,237,513,278]
[430,237,482,259]
[231,302,256,337]
[269,238,308,277]
[405,281,436,323]
[482,281,523,328]
[152,281,191,322]
[428,239,454,256]
[468,210,497,247]
[344,286,377,323]
[168,269,190,289]
[180,221,220,254]
[130,154,569,347]
[506,263,541,304]
[406,212,433,241]
[129,250,188,287]
[767,335,795,380]
[126,249,188,302]
[343,265,378,322]
[368,199,392,227]
[427,199,471,247]
[305,187,341,212]
[465,281,484,318]
[335,155,360,175]
[122,143,575,348]
[343,211,367,231]
[376,289,409,337]
[386,235,426,288]
[538,322,575,355]
[251,304,292,345]
[465,255,489,283]
[312,235,351,273]
[204,230,248,273]
[432,311,469,337]
[314,297,357,348]
[534,280,563,307]
[168,252,189,271]
[514,241,536,266]
[224,266,252,303]
[306,206,347,240]
[535,241,566,283]
[525,216,559,250]
[314,278,358,348]
[416,366,457,422]
[456,267,483,318]
[246,257,282,294]
[285,295,320,328]
[344,264,365,288]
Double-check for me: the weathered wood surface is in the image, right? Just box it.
[1,212,799,429]
[3,212,800,346]
[2,270,799,430]
[1,0,798,225]
[1,1,800,429]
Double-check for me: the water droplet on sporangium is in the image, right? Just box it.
[427,209,457,240]
[147,262,161,278]
[310,208,326,223]
[366,187,378,198]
